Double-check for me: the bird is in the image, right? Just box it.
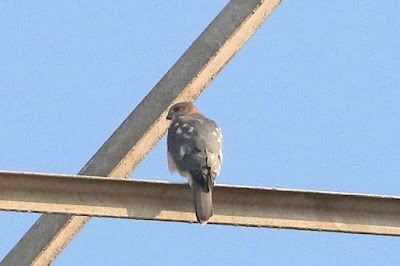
[166,102,223,224]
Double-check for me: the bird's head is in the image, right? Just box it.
[166,102,200,120]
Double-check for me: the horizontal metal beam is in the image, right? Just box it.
[1,171,400,237]
[3,1,283,265]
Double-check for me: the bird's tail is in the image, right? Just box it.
[191,181,213,225]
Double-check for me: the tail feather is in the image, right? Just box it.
[191,182,213,224]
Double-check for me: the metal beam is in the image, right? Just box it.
[1,171,400,237]
[2,1,282,265]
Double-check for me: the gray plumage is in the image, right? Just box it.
[166,102,223,224]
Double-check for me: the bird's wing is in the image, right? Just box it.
[167,114,223,187]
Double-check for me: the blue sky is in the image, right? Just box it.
[1,1,399,265]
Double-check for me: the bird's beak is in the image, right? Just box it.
[166,114,171,120]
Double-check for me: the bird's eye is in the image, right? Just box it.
[173,107,180,112]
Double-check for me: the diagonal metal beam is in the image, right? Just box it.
[1,0,282,265]
[1,171,400,236]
